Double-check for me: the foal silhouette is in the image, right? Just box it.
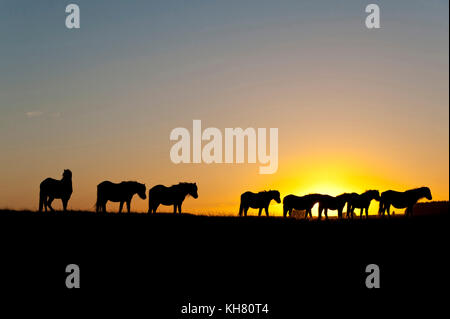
[317,193,353,220]
[283,194,322,218]
[96,181,146,213]
[379,187,432,217]
[239,190,281,217]
[39,169,73,212]
[347,190,380,219]
[148,182,198,214]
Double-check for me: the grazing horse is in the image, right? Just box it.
[148,182,198,214]
[239,190,281,217]
[39,169,73,212]
[379,187,432,217]
[283,194,322,218]
[96,181,146,213]
[347,190,380,219]
[317,193,352,220]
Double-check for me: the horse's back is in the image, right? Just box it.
[240,191,254,198]
[149,184,168,195]
[381,190,401,200]
[40,177,59,189]
[97,181,117,195]
[40,177,72,198]
[283,194,298,203]
[98,181,115,188]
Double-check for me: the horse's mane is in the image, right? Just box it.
[410,186,429,191]
[121,181,145,187]
[258,190,278,195]
[406,186,430,194]
[175,182,196,187]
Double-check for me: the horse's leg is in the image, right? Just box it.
[178,203,182,214]
[149,203,158,214]
[47,197,55,212]
[119,201,124,213]
[265,206,269,217]
[386,204,391,217]
[126,201,131,213]
[379,201,384,217]
[325,209,328,220]
[405,206,411,217]
[43,196,48,212]
[62,198,68,212]
[173,204,177,214]
[360,208,364,219]
[258,208,262,217]
[244,207,249,217]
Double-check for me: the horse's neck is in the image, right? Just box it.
[414,190,426,201]
[173,185,188,198]
[61,177,72,185]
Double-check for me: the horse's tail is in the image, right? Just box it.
[238,201,244,216]
[95,185,101,213]
[378,199,384,215]
[283,204,288,218]
[39,189,45,212]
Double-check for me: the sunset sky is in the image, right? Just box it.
[0,1,448,216]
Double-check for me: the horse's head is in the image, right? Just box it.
[137,183,147,200]
[423,187,432,200]
[369,190,380,201]
[189,183,199,199]
[270,190,281,203]
[62,169,72,180]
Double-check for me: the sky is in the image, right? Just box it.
[0,0,448,216]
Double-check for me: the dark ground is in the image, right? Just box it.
[0,208,448,317]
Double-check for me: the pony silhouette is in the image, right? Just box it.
[148,182,198,214]
[317,193,352,220]
[283,194,322,218]
[379,187,432,217]
[238,190,281,217]
[39,169,73,212]
[96,181,146,213]
[347,190,380,219]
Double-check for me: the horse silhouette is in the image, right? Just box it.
[39,169,73,212]
[238,190,281,217]
[96,181,146,213]
[317,193,353,220]
[148,182,198,214]
[283,194,322,218]
[347,190,380,219]
[379,187,432,217]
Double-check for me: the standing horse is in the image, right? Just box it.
[283,194,322,218]
[148,182,198,214]
[39,169,73,212]
[347,190,380,219]
[96,181,146,213]
[239,190,281,217]
[379,187,432,217]
[317,193,352,220]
